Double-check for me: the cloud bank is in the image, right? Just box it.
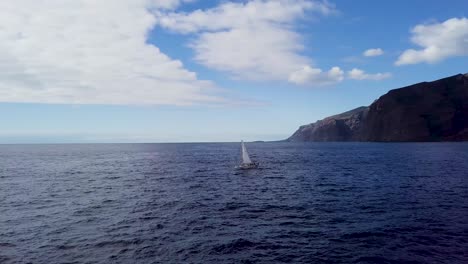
[157,0,343,86]
[396,17,468,65]
[0,0,401,106]
[0,0,224,105]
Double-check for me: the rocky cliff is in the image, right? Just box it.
[288,73,468,142]
[288,106,368,142]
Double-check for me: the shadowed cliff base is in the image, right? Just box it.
[288,73,468,142]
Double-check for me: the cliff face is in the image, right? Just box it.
[288,107,368,142]
[288,73,468,142]
[362,73,468,141]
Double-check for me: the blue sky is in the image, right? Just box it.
[0,0,467,143]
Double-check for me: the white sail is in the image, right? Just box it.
[241,141,252,164]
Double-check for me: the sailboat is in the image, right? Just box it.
[237,140,259,169]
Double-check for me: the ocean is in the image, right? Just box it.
[1,142,467,263]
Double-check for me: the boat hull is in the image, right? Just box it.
[236,162,259,170]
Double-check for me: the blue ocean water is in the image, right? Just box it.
[0,142,467,264]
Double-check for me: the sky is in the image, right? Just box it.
[0,0,467,143]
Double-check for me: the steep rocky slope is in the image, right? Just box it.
[288,73,468,142]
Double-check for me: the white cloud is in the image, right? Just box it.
[157,0,341,85]
[396,17,468,65]
[289,66,344,86]
[348,68,391,81]
[363,48,384,57]
[0,0,227,106]
[157,0,335,33]
[150,0,195,10]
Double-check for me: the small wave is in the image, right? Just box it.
[211,238,255,254]
[279,221,296,226]
[0,243,15,247]
[103,176,121,180]
[0,256,12,263]
[218,202,249,211]
[139,216,158,221]
[409,248,435,257]
[56,244,76,250]
[410,235,439,246]
[95,239,143,248]
[342,231,389,240]
[354,256,395,264]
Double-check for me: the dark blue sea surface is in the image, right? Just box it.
[1,142,467,263]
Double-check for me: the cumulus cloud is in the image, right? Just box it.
[156,0,342,85]
[347,68,391,80]
[363,48,384,57]
[0,0,227,105]
[289,66,344,86]
[151,0,195,10]
[396,17,468,65]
